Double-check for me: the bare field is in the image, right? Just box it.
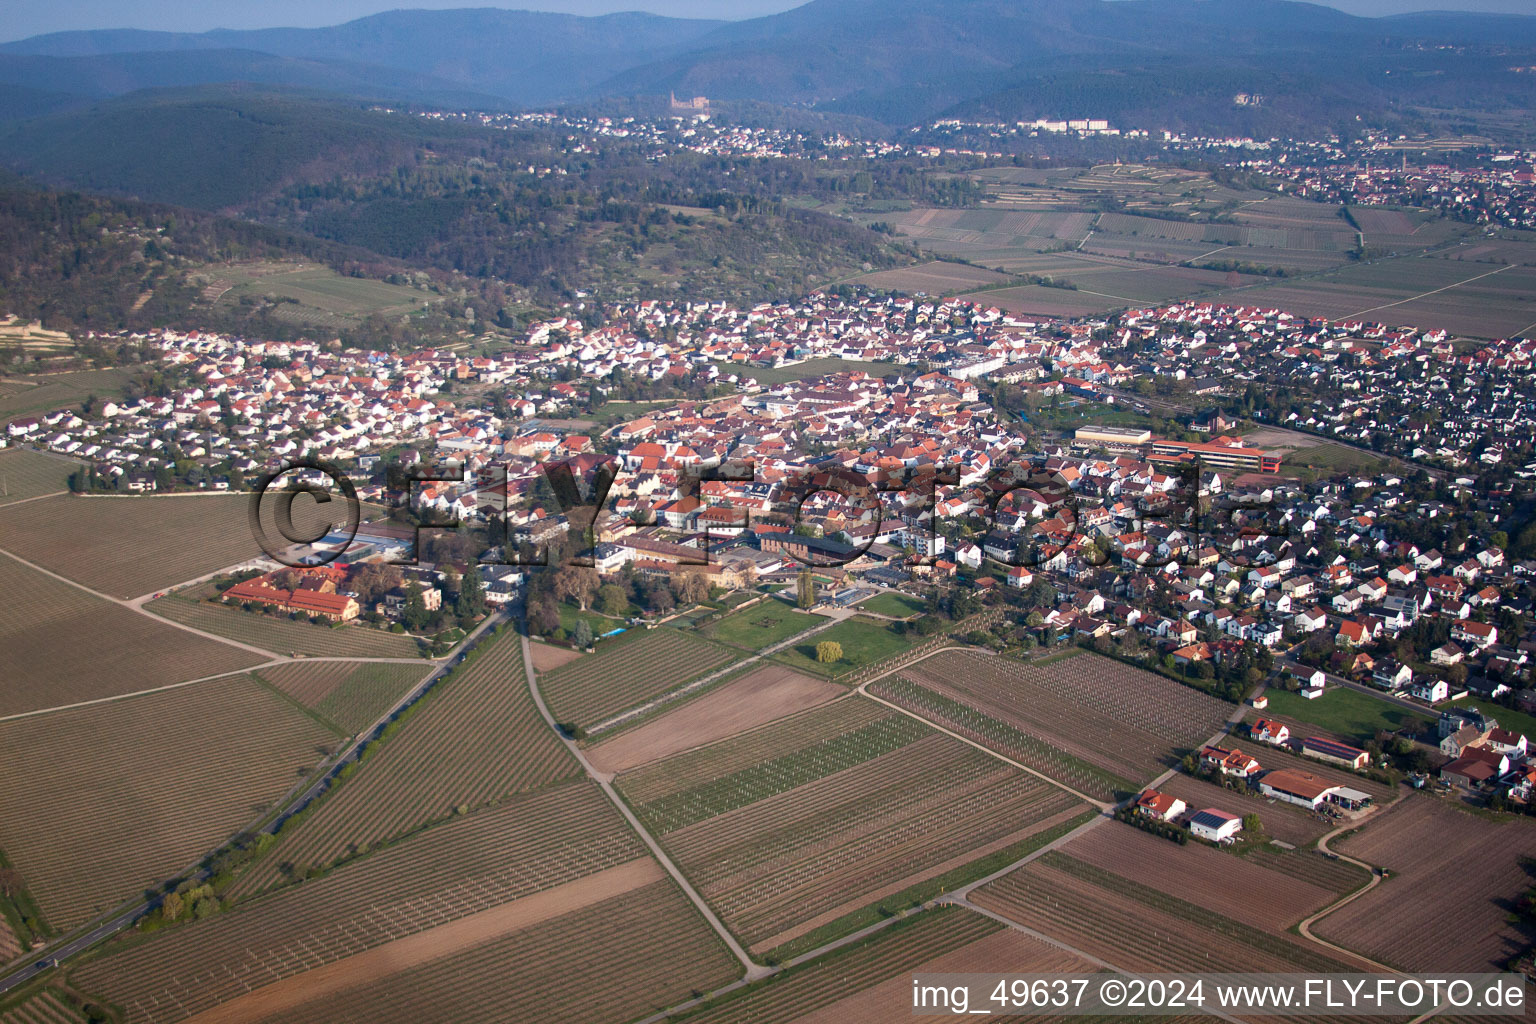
[586,665,844,774]
[527,640,582,673]
[0,448,74,505]
[1316,796,1536,971]
[1058,821,1336,932]
[0,493,342,599]
[0,554,261,717]
[227,630,577,896]
[876,649,1231,800]
[0,676,334,929]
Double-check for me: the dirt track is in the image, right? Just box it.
[179,858,663,1024]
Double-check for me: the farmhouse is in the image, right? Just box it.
[1254,769,1323,809]
[1437,752,1499,792]
[1199,744,1262,778]
[1135,789,1186,822]
[1188,808,1242,844]
[1249,718,1290,746]
[1301,736,1370,770]
[222,566,361,622]
[1259,769,1375,812]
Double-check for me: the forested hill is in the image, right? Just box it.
[0,9,726,108]
[0,181,410,340]
[0,88,913,309]
[0,88,486,211]
[2,0,1533,132]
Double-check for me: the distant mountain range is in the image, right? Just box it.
[0,0,1533,129]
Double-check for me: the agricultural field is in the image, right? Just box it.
[75,780,738,1024]
[0,493,343,599]
[585,665,844,774]
[149,587,424,659]
[703,598,827,651]
[256,661,430,735]
[0,368,134,427]
[0,554,261,717]
[227,630,577,896]
[1316,796,1536,972]
[853,206,1095,265]
[1254,687,1432,744]
[1056,821,1337,932]
[973,850,1361,974]
[1153,772,1332,848]
[238,878,737,1024]
[617,697,1089,954]
[538,628,736,730]
[0,988,92,1024]
[204,261,430,334]
[0,448,75,506]
[0,675,334,930]
[1208,255,1536,340]
[772,615,914,678]
[874,649,1232,801]
[849,260,1011,295]
[674,906,1090,1024]
[956,282,1126,319]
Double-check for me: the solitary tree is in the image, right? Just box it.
[402,583,429,632]
[571,619,594,650]
[458,564,485,617]
[816,640,844,664]
[553,566,599,610]
[796,569,816,609]
[671,570,711,606]
[596,583,628,617]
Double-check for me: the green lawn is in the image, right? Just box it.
[557,603,628,639]
[710,356,884,388]
[1262,686,1432,741]
[704,599,824,651]
[774,615,915,678]
[859,592,925,618]
[1450,695,1536,741]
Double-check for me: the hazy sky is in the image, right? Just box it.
[3,0,1533,43]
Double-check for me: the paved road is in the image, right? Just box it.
[0,608,506,996]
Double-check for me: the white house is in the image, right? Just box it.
[1135,789,1185,822]
[1411,678,1450,704]
[1250,718,1290,746]
[1189,808,1242,844]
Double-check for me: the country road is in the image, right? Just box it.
[518,628,771,981]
